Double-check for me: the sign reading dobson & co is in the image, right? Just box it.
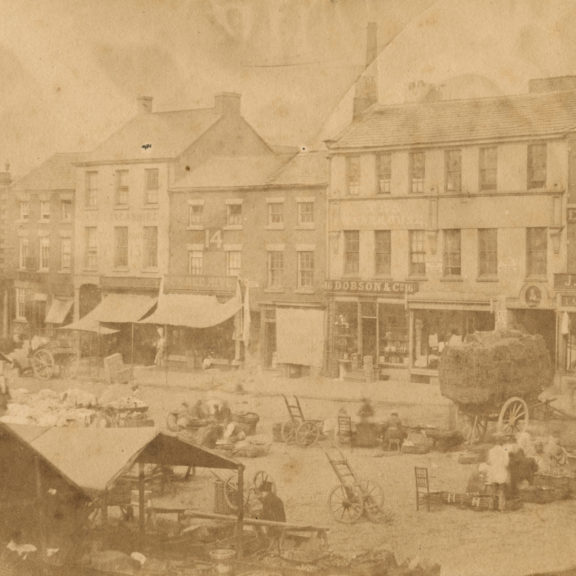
[561,294,576,308]
[326,279,419,295]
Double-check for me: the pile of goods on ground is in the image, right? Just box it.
[439,329,553,408]
[0,387,151,427]
[255,548,440,576]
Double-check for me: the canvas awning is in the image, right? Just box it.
[61,293,157,333]
[45,298,74,324]
[1,424,239,498]
[140,291,241,329]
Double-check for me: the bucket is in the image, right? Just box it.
[209,549,236,575]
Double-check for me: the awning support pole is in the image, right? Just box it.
[139,462,146,540]
[164,324,168,386]
[131,322,135,382]
[236,464,244,558]
[34,456,47,557]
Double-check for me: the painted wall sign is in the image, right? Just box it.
[326,279,419,294]
[554,274,576,290]
[568,207,576,223]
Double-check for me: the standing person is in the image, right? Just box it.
[154,327,166,368]
[257,482,286,551]
[486,434,510,511]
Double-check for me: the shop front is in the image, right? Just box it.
[407,293,495,381]
[554,274,576,372]
[326,279,418,378]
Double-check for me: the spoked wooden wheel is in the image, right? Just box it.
[31,349,55,379]
[296,421,320,447]
[281,421,298,444]
[358,479,384,508]
[328,485,363,524]
[224,475,246,511]
[498,397,529,436]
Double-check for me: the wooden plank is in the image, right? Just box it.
[183,509,329,532]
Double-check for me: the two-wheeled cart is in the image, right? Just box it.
[281,394,324,447]
[28,339,80,380]
[325,448,391,524]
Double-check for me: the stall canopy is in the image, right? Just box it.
[276,307,325,367]
[1,423,240,499]
[45,298,74,325]
[140,292,241,329]
[61,294,157,333]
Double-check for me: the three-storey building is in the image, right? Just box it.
[326,77,574,382]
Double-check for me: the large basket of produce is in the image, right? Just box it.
[439,330,553,408]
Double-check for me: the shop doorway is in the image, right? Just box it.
[262,308,277,368]
[362,317,377,360]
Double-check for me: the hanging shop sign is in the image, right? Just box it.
[325,279,419,295]
[561,294,576,308]
[524,285,543,307]
[554,274,576,290]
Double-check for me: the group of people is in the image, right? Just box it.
[472,431,565,511]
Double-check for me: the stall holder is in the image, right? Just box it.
[0,423,246,571]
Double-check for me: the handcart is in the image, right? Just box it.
[14,338,80,380]
[281,394,324,446]
[325,448,391,524]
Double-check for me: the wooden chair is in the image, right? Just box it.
[415,466,432,511]
[337,414,355,446]
[103,353,132,385]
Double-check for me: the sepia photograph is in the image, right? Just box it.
[1,0,576,575]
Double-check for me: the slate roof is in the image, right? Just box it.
[171,154,294,189]
[270,151,329,187]
[12,152,82,191]
[84,108,221,163]
[330,89,576,150]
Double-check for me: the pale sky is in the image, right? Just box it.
[1,0,576,177]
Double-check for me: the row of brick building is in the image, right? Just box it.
[5,65,576,382]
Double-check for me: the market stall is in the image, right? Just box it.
[0,423,245,573]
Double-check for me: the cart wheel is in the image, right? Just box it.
[328,485,363,524]
[253,471,274,493]
[224,475,247,511]
[281,421,298,444]
[358,479,384,508]
[296,421,320,447]
[166,413,180,432]
[60,354,80,379]
[462,414,488,444]
[31,350,55,380]
[497,397,529,436]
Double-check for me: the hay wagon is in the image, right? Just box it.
[439,330,555,443]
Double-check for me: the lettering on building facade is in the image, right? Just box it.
[325,279,419,294]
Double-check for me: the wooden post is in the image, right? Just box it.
[236,465,244,558]
[164,324,169,386]
[101,490,108,526]
[131,322,135,382]
[34,457,47,558]
[138,462,146,539]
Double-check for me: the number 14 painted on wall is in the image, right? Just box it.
[205,229,223,249]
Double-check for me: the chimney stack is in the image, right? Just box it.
[137,96,154,114]
[214,92,241,116]
[353,22,378,120]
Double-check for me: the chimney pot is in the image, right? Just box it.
[137,96,153,114]
[214,92,241,116]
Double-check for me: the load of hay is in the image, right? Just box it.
[439,329,553,408]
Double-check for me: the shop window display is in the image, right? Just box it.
[412,310,494,369]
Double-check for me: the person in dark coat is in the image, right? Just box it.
[257,482,286,549]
